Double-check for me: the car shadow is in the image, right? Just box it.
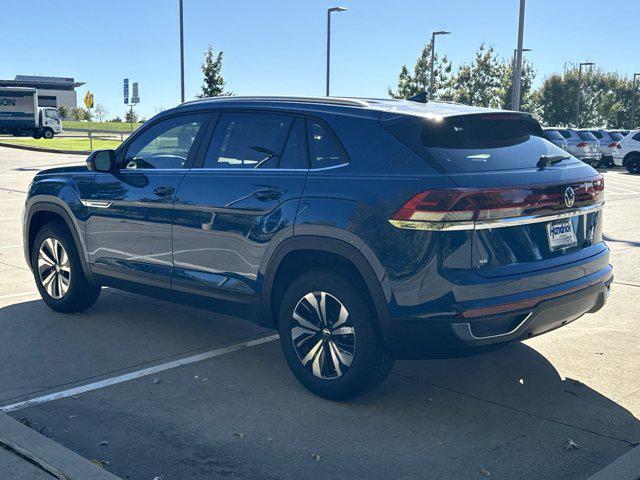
[1,294,638,480]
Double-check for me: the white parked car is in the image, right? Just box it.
[613,130,640,173]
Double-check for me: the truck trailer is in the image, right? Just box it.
[0,87,61,139]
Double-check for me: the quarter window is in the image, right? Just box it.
[124,114,207,169]
[306,118,349,168]
[204,113,293,169]
[633,132,640,141]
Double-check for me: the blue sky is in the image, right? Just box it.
[3,0,637,119]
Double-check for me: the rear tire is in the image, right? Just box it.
[626,154,640,174]
[278,270,393,400]
[31,222,101,313]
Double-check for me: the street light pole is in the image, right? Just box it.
[576,62,595,128]
[429,31,451,99]
[326,6,347,97]
[512,0,526,110]
[179,0,185,103]
[511,48,531,110]
[631,73,640,129]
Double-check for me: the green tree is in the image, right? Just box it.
[535,65,634,128]
[388,40,453,100]
[453,44,505,108]
[71,107,88,121]
[57,105,68,120]
[500,58,537,112]
[198,45,231,98]
[125,109,138,123]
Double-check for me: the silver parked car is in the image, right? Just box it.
[556,128,602,167]
[585,129,622,167]
[542,129,569,151]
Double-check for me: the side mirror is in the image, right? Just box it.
[86,150,116,172]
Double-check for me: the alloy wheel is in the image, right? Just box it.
[38,238,71,299]
[290,291,356,380]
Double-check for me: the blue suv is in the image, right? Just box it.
[23,96,612,399]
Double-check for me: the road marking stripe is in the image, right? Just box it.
[0,216,21,220]
[0,244,21,249]
[0,334,279,413]
[607,185,639,194]
[0,291,38,300]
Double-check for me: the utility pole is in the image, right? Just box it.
[512,0,526,111]
[511,48,530,109]
[429,31,451,99]
[179,0,185,103]
[326,6,347,97]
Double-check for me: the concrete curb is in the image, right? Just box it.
[0,413,122,480]
[588,444,640,480]
[0,142,89,155]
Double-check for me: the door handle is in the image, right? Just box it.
[153,186,175,197]
[253,189,281,201]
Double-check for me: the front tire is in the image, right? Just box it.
[278,270,393,400]
[31,222,101,313]
[42,128,54,139]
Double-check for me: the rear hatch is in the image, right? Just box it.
[380,110,605,278]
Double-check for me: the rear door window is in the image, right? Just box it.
[204,112,293,169]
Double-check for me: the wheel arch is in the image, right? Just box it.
[622,151,640,166]
[260,236,394,348]
[25,200,95,284]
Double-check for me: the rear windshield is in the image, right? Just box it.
[543,130,564,140]
[381,112,573,172]
[610,132,624,141]
[590,131,604,139]
[558,130,571,139]
[578,131,597,141]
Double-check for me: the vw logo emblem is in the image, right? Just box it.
[564,187,576,208]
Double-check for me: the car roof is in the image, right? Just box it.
[173,95,513,120]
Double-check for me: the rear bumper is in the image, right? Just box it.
[387,266,612,359]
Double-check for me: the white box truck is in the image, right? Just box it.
[0,87,62,139]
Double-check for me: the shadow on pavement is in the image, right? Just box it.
[1,295,638,480]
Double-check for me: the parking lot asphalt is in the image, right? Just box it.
[0,146,639,479]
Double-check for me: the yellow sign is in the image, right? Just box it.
[84,91,94,109]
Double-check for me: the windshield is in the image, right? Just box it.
[381,113,575,172]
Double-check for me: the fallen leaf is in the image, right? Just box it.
[480,467,491,476]
[153,378,162,384]
[518,378,524,385]
[90,459,109,468]
[563,439,580,451]
[233,432,245,439]
[67,415,78,419]
[312,453,321,462]
[98,441,109,447]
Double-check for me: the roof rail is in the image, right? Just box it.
[181,95,370,108]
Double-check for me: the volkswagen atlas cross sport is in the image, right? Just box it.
[23,96,612,400]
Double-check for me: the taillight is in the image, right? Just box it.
[577,142,590,148]
[390,176,604,230]
[609,142,621,149]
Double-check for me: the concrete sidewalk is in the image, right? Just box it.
[0,413,121,480]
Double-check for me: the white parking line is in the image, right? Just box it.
[0,244,21,249]
[0,334,279,413]
[0,291,37,301]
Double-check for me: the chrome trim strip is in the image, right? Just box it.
[81,200,113,209]
[389,202,604,231]
[451,312,533,342]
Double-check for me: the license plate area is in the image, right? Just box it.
[547,219,578,251]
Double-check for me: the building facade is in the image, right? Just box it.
[0,75,84,109]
